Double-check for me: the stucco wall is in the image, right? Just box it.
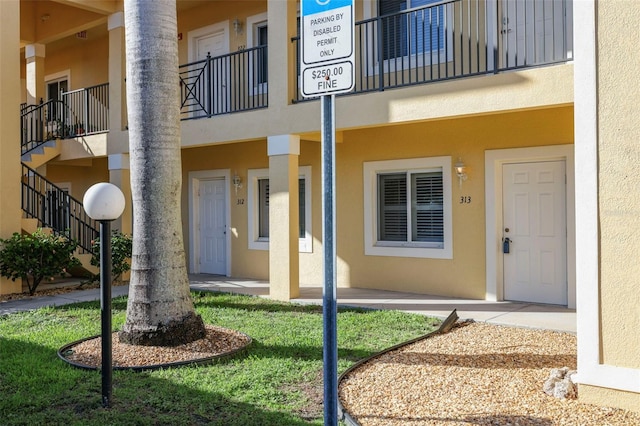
[179,106,573,297]
[180,139,323,281]
[45,33,109,89]
[44,158,109,201]
[335,106,573,297]
[596,1,640,371]
[177,1,265,65]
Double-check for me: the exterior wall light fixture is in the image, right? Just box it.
[233,18,243,35]
[455,158,467,188]
[232,174,243,194]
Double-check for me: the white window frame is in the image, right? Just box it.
[246,12,268,95]
[248,166,312,253]
[44,70,71,130]
[364,156,452,259]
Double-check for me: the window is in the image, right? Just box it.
[255,24,268,85]
[258,178,270,238]
[256,178,306,240]
[379,0,446,61]
[364,157,452,259]
[46,78,68,121]
[247,13,268,93]
[248,166,312,252]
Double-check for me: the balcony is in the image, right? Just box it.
[21,83,109,155]
[179,45,268,120]
[293,0,573,101]
[21,0,573,142]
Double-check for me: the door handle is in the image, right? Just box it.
[503,237,511,254]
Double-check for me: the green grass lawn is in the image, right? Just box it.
[0,291,439,425]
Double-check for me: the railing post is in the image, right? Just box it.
[377,16,384,91]
[85,88,90,134]
[207,52,213,117]
[495,0,500,73]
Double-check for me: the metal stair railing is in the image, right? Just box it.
[20,100,69,156]
[21,163,98,254]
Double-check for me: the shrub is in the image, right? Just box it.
[88,230,132,284]
[0,230,81,295]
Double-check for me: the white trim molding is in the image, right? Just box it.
[572,0,640,395]
[108,153,130,170]
[108,12,124,30]
[246,12,268,94]
[188,169,231,276]
[363,156,453,259]
[44,69,70,86]
[267,134,300,156]
[25,44,45,59]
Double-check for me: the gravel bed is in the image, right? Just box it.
[62,325,251,369]
[339,322,640,426]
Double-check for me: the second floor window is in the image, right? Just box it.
[380,0,445,60]
[256,24,268,85]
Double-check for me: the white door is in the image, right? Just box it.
[194,29,230,114]
[199,179,227,275]
[502,161,567,305]
[501,0,567,67]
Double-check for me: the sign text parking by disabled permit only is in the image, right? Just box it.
[301,0,355,97]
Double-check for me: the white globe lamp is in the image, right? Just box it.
[83,182,125,221]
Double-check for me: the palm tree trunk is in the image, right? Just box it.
[119,0,205,346]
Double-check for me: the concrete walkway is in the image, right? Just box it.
[1,274,576,333]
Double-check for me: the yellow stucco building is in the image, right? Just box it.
[0,0,637,413]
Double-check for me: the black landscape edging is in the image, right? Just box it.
[57,330,252,372]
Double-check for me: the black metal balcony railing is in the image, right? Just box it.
[20,0,573,138]
[61,83,109,136]
[20,83,109,156]
[179,45,268,120]
[292,0,573,101]
[21,163,99,254]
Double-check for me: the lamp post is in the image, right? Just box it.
[83,183,125,408]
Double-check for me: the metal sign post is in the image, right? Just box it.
[301,1,354,424]
[321,93,337,425]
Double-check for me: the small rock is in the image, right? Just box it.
[543,367,577,399]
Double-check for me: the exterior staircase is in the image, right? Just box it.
[21,139,61,169]
[20,103,99,278]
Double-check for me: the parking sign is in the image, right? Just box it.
[300,0,355,97]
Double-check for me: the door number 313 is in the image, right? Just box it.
[460,196,471,204]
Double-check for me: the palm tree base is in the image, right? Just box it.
[118,311,206,347]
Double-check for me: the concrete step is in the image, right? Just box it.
[21,140,61,169]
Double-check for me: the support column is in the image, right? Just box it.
[267,0,298,108]
[108,154,132,235]
[25,44,45,105]
[0,0,23,294]
[267,134,300,301]
[108,12,127,131]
